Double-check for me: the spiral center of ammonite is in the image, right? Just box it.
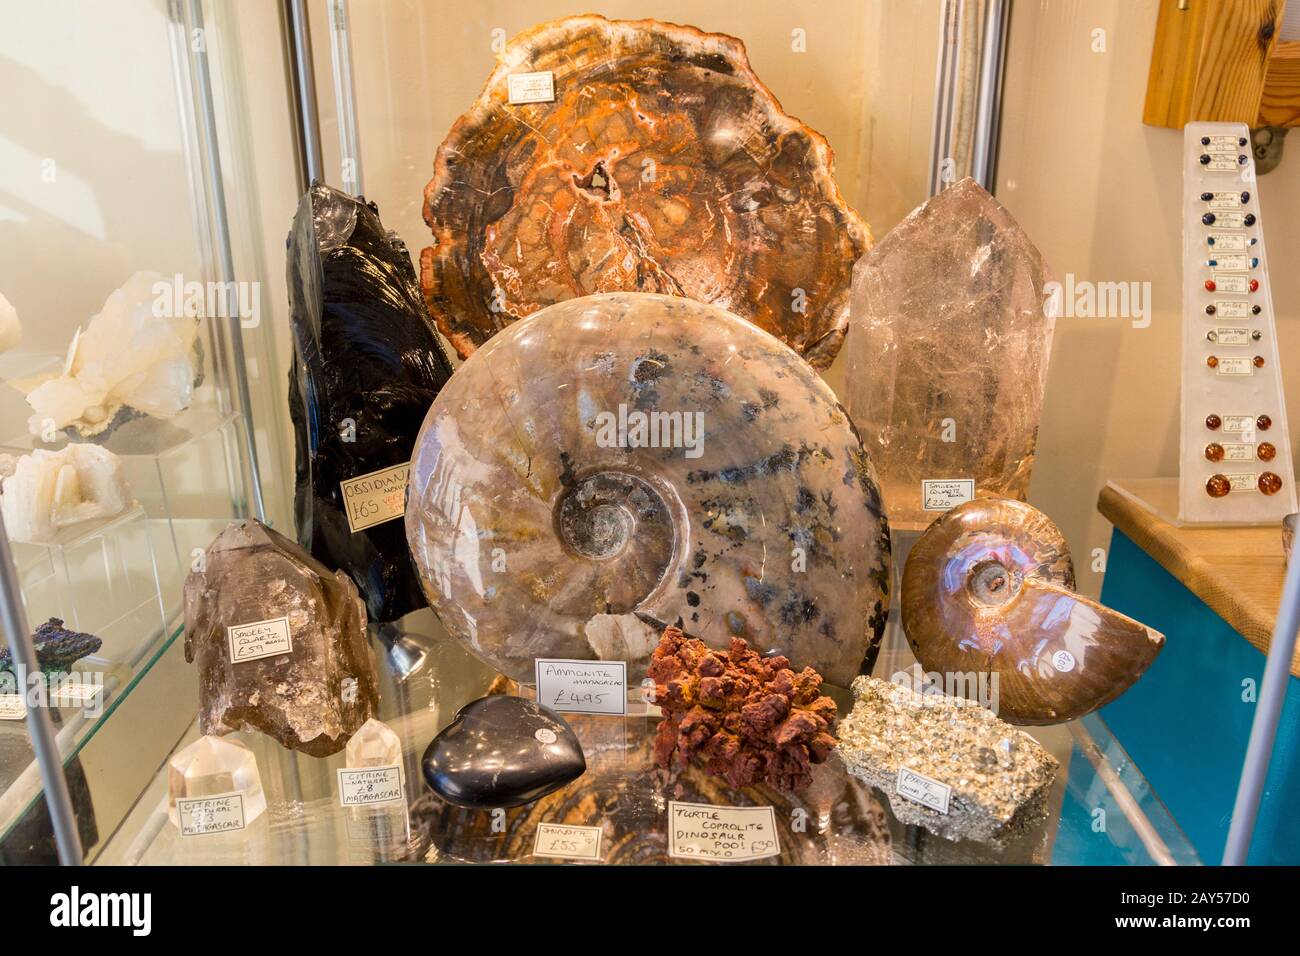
[968,559,1023,606]
[556,471,670,565]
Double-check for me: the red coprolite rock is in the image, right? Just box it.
[648,626,838,791]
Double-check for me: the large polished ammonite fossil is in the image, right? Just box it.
[420,15,870,368]
[901,498,1164,725]
[404,293,891,687]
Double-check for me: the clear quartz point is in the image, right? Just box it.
[346,717,403,778]
[166,734,266,827]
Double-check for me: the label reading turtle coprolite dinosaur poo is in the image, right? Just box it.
[667,802,780,861]
[341,462,409,533]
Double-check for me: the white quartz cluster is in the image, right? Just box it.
[19,271,200,438]
[0,292,21,353]
[0,444,132,543]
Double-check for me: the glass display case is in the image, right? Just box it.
[2,0,1296,870]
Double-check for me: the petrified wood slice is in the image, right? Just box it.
[420,15,869,367]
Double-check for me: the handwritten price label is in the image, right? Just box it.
[0,695,26,720]
[227,616,292,664]
[534,659,627,715]
[921,478,975,512]
[533,823,602,861]
[341,463,409,533]
[177,793,247,836]
[896,767,952,814]
[337,766,404,807]
[667,802,780,862]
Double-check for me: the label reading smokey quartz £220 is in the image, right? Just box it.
[922,479,976,512]
[341,462,409,533]
[227,616,292,664]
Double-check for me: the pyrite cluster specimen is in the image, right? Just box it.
[902,497,1164,725]
[648,626,838,792]
[843,177,1057,530]
[837,676,1059,846]
[405,293,891,687]
[420,15,869,368]
[184,519,378,757]
[288,183,454,623]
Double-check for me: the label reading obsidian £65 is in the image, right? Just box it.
[337,767,404,806]
[507,71,556,104]
[533,823,603,861]
[896,767,952,814]
[228,616,292,663]
[341,462,409,533]
[535,659,627,715]
[668,802,780,861]
[921,479,976,512]
[177,793,246,836]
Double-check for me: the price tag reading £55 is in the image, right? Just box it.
[533,823,602,861]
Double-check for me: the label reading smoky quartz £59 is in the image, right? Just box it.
[533,823,603,861]
[507,70,555,105]
[896,767,952,814]
[337,766,404,806]
[921,478,976,512]
[227,616,292,664]
[0,695,26,720]
[535,658,627,715]
[341,462,409,533]
[667,802,780,862]
[177,792,246,836]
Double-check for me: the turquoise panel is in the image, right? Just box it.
[1099,528,1300,865]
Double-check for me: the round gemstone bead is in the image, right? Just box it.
[1206,474,1231,498]
[1258,442,1276,462]
[1204,443,1225,462]
[1257,414,1272,431]
[1258,472,1282,496]
[1205,414,1222,430]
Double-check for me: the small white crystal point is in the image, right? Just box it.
[167,734,266,826]
[345,717,402,770]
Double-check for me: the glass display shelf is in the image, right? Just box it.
[95,610,1198,867]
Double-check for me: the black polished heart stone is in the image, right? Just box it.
[422,696,586,809]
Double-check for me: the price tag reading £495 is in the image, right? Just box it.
[535,659,627,715]
[667,802,780,862]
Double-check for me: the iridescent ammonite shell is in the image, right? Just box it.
[405,293,891,687]
[900,498,1163,725]
[420,15,870,368]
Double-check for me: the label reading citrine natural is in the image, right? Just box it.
[507,71,556,104]
[1216,357,1254,376]
[177,793,246,836]
[667,802,780,861]
[896,767,952,814]
[921,478,976,512]
[341,463,409,533]
[533,823,603,861]
[228,616,292,664]
[0,695,26,720]
[337,767,403,806]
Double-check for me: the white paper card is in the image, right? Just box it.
[535,659,627,715]
[533,823,603,861]
[921,478,976,512]
[667,801,780,861]
[1214,300,1249,318]
[896,767,952,814]
[177,792,247,836]
[1212,273,1248,294]
[227,616,292,664]
[50,682,103,706]
[1216,357,1254,376]
[507,71,555,104]
[0,695,26,720]
[341,462,409,533]
[337,767,404,806]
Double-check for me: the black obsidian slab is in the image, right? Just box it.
[422,695,586,809]
[287,183,454,624]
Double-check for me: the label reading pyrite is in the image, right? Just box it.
[667,802,780,862]
[177,793,246,836]
[227,616,292,664]
[896,767,952,814]
[337,767,404,806]
[341,462,409,533]
[533,823,603,861]
[921,479,976,512]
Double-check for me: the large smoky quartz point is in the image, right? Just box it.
[184,519,379,757]
[288,182,454,624]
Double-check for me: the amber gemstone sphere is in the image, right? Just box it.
[1204,443,1225,462]
[1259,472,1283,496]
[1205,414,1222,430]
[1206,355,1219,368]
[1258,442,1276,462]
[1206,474,1231,498]
[1257,414,1272,431]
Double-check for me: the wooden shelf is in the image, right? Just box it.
[1097,477,1298,677]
